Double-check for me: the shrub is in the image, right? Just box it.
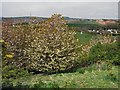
[1,40,31,81]
[2,65,31,79]
[2,79,14,89]
[88,42,119,65]
[3,14,85,73]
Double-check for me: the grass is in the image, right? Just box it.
[9,63,118,88]
[67,20,101,29]
[75,31,96,44]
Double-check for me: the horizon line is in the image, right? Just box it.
[1,16,118,20]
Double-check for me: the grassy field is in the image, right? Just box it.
[67,20,101,30]
[9,63,118,88]
[75,31,96,44]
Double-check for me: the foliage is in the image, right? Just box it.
[2,65,31,79]
[102,23,119,30]
[1,39,31,83]
[88,42,119,65]
[2,79,14,89]
[0,39,8,59]
[2,14,85,73]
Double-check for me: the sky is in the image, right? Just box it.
[1,0,119,19]
[1,0,120,2]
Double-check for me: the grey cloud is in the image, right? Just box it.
[0,3,2,17]
[2,2,118,19]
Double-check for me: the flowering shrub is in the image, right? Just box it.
[1,39,30,81]
[3,14,85,73]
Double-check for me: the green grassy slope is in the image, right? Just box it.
[11,65,118,88]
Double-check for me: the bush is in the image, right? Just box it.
[2,65,31,79]
[88,42,119,65]
[3,14,85,73]
[2,79,14,89]
[1,40,31,81]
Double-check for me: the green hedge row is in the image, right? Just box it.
[88,42,119,65]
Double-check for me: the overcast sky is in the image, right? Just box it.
[1,0,120,2]
[2,2,118,19]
